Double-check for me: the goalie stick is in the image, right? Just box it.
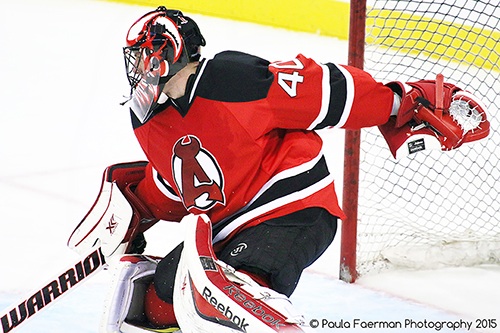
[0,161,164,333]
[0,162,152,333]
[0,247,106,333]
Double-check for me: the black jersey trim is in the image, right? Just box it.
[156,171,179,197]
[151,167,182,202]
[312,63,348,129]
[212,155,330,239]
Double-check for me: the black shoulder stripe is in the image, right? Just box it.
[313,63,348,129]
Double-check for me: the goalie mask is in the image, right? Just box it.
[123,6,206,123]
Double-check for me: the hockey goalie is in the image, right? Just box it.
[68,6,489,333]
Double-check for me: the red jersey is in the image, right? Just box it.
[132,51,394,244]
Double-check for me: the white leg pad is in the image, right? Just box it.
[99,255,159,333]
[173,214,308,333]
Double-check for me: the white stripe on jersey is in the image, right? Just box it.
[306,63,355,129]
[189,59,209,104]
[212,172,334,244]
[333,64,355,128]
[248,151,325,205]
[307,63,331,130]
[212,151,332,244]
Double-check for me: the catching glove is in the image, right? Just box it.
[379,74,490,158]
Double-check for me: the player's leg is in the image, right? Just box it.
[149,209,337,332]
[174,213,336,333]
[99,254,182,333]
[145,243,184,327]
[99,230,184,332]
[100,209,337,333]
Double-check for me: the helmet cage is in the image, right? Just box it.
[123,46,143,89]
[123,39,190,91]
[123,7,201,123]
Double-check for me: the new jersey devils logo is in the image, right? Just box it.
[172,135,225,211]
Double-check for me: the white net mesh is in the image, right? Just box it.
[357,0,500,274]
[448,96,483,133]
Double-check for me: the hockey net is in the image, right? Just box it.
[346,0,500,277]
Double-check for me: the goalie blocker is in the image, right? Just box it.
[67,161,158,258]
[379,74,490,159]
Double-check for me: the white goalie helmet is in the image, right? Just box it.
[123,6,206,123]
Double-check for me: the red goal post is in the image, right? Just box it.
[340,0,500,282]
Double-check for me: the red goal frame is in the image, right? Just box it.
[340,0,366,283]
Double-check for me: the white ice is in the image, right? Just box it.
[0,0,499,332]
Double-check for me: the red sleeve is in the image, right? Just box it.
[338,64,395,129]
[134,163,188,223]
[265,54,395,130]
